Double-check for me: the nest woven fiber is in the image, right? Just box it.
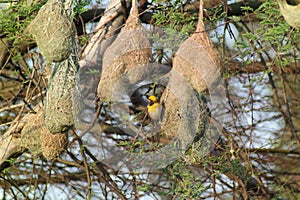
[161,0,217,141]
[44,59,79,133]
[97,0,151,102]
[278,0,300,28]
[28,0,73,62]
[20,108,44,156]
[172,0,220,93]
[41,131,68,160]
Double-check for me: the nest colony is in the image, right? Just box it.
[97,0,219,146]
[97,0,151,102]
[21,0,220,159]
[161,0,221,145]
[21,0,78,160]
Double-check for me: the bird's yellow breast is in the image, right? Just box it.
[147,103,162,121]
[147,103,160,112]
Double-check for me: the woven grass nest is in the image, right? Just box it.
[21,108,68,160]
[161,0,219,142]
[28,0,72,62]
[44,60,79,134]
[97,0,151,102]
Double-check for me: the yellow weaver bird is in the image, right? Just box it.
[147,95,163,126]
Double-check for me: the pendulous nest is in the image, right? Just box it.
[28,0,73,62]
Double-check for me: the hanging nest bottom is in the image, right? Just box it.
[98,28,151,102]
[41,131,68,161]
[98,49,151,101]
